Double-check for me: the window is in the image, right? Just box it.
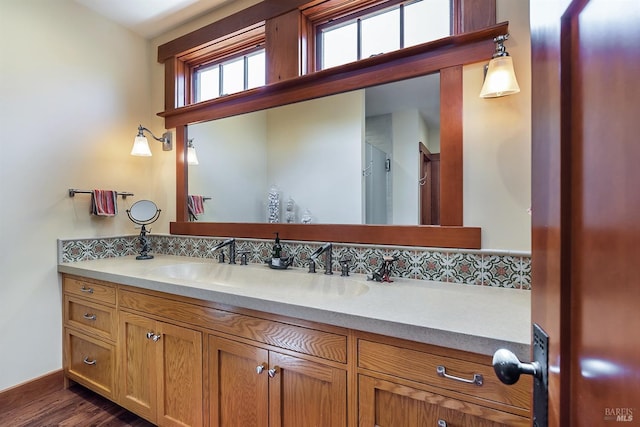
[194,48,265,103]
[317,0,451,70]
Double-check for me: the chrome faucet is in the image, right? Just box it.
[309,242,333,275]
[210,238,236,264]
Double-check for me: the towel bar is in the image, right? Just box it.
[68,189,134,199]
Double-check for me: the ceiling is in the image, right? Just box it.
[74,0,234,39]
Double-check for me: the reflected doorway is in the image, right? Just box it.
[419,142,440,225]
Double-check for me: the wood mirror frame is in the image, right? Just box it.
[158,1,506,249]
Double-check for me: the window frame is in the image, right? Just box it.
[308,0,453,71]
[193,46,266,103]
[177,23,266,106]
[316,0,454,71]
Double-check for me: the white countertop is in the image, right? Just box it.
[58,255,531,359]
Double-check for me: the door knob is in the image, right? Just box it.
[492,348,541,385]
[494,324,549,427]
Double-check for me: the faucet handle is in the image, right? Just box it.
[339,257,352,276]
[238,250,250,265]
[218,251,226,263]
[308,258,317,273]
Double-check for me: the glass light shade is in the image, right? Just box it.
[187,146,199,165]
[479,56,521,98]
[131,135,152,156]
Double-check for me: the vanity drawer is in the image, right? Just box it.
[64,328,115,399]
[119,288,348,363]
[63,276,116,305]
[64,295,117,341]
[358,339,531,410]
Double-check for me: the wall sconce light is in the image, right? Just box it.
[187,139,199,165]
[479,34,520,98]
[130,125,172,157]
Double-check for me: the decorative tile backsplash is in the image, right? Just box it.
[58,235,531,290]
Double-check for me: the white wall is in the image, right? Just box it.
[0,0,156,391]
[267,92,364,224]
[462,0,532,251]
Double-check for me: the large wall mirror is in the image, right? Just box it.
[162,13,508,248]
[187,73,440,226]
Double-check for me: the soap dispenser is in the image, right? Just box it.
[271,232,282,267]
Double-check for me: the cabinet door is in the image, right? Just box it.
[157,321,203,427]
[209,336,269,427]
[359,375,529,427]
[118,311,157,423]
[269,351,347,427]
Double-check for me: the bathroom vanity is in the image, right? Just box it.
[59,255,531,426]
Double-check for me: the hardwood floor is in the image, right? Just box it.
[0,385,155,427]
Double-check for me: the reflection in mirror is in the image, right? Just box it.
[187,73,440,225]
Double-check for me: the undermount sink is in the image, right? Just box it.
[147,262,369,298]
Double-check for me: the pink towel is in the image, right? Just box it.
[91,190,118,216]
[188,195,205,218]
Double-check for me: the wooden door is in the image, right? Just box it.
[268,351,347,427]
[419,142,440,225]
[157,322,203,427]
[118,311,157,423]
[530,1,640,425]
[208,336,269,427]
[358,375,529,427]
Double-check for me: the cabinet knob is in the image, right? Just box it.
[492,348,541,385]
[256,364,266,374]
[83,313,97,321]
[145,331,161,341]
[83,356,97,366]
[268,367,278,378]
[437,420,447,427]
[80,286,94,294]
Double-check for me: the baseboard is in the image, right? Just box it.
[0,370,64,413]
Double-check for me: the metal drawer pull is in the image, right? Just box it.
[437,420,447,427]
[268,367,278,378]
[436,365,483,386]
[80,286,94,294]
[256,364,266,374]
[83,313,97,321]
[146,331,161,341]
[83,356,97,366]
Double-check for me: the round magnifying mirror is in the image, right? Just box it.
[127,200,160,225]
[127,200,161,260]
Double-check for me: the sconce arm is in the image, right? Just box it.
[138,125,173,151]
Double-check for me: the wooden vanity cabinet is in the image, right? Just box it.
[62,276,117,400]
[118,311,203,427]
[356,335,531,427]
[209,335,347,427]
[61,274,530,427]
[117,285,347,427]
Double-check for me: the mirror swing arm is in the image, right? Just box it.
[159,13,509,248]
